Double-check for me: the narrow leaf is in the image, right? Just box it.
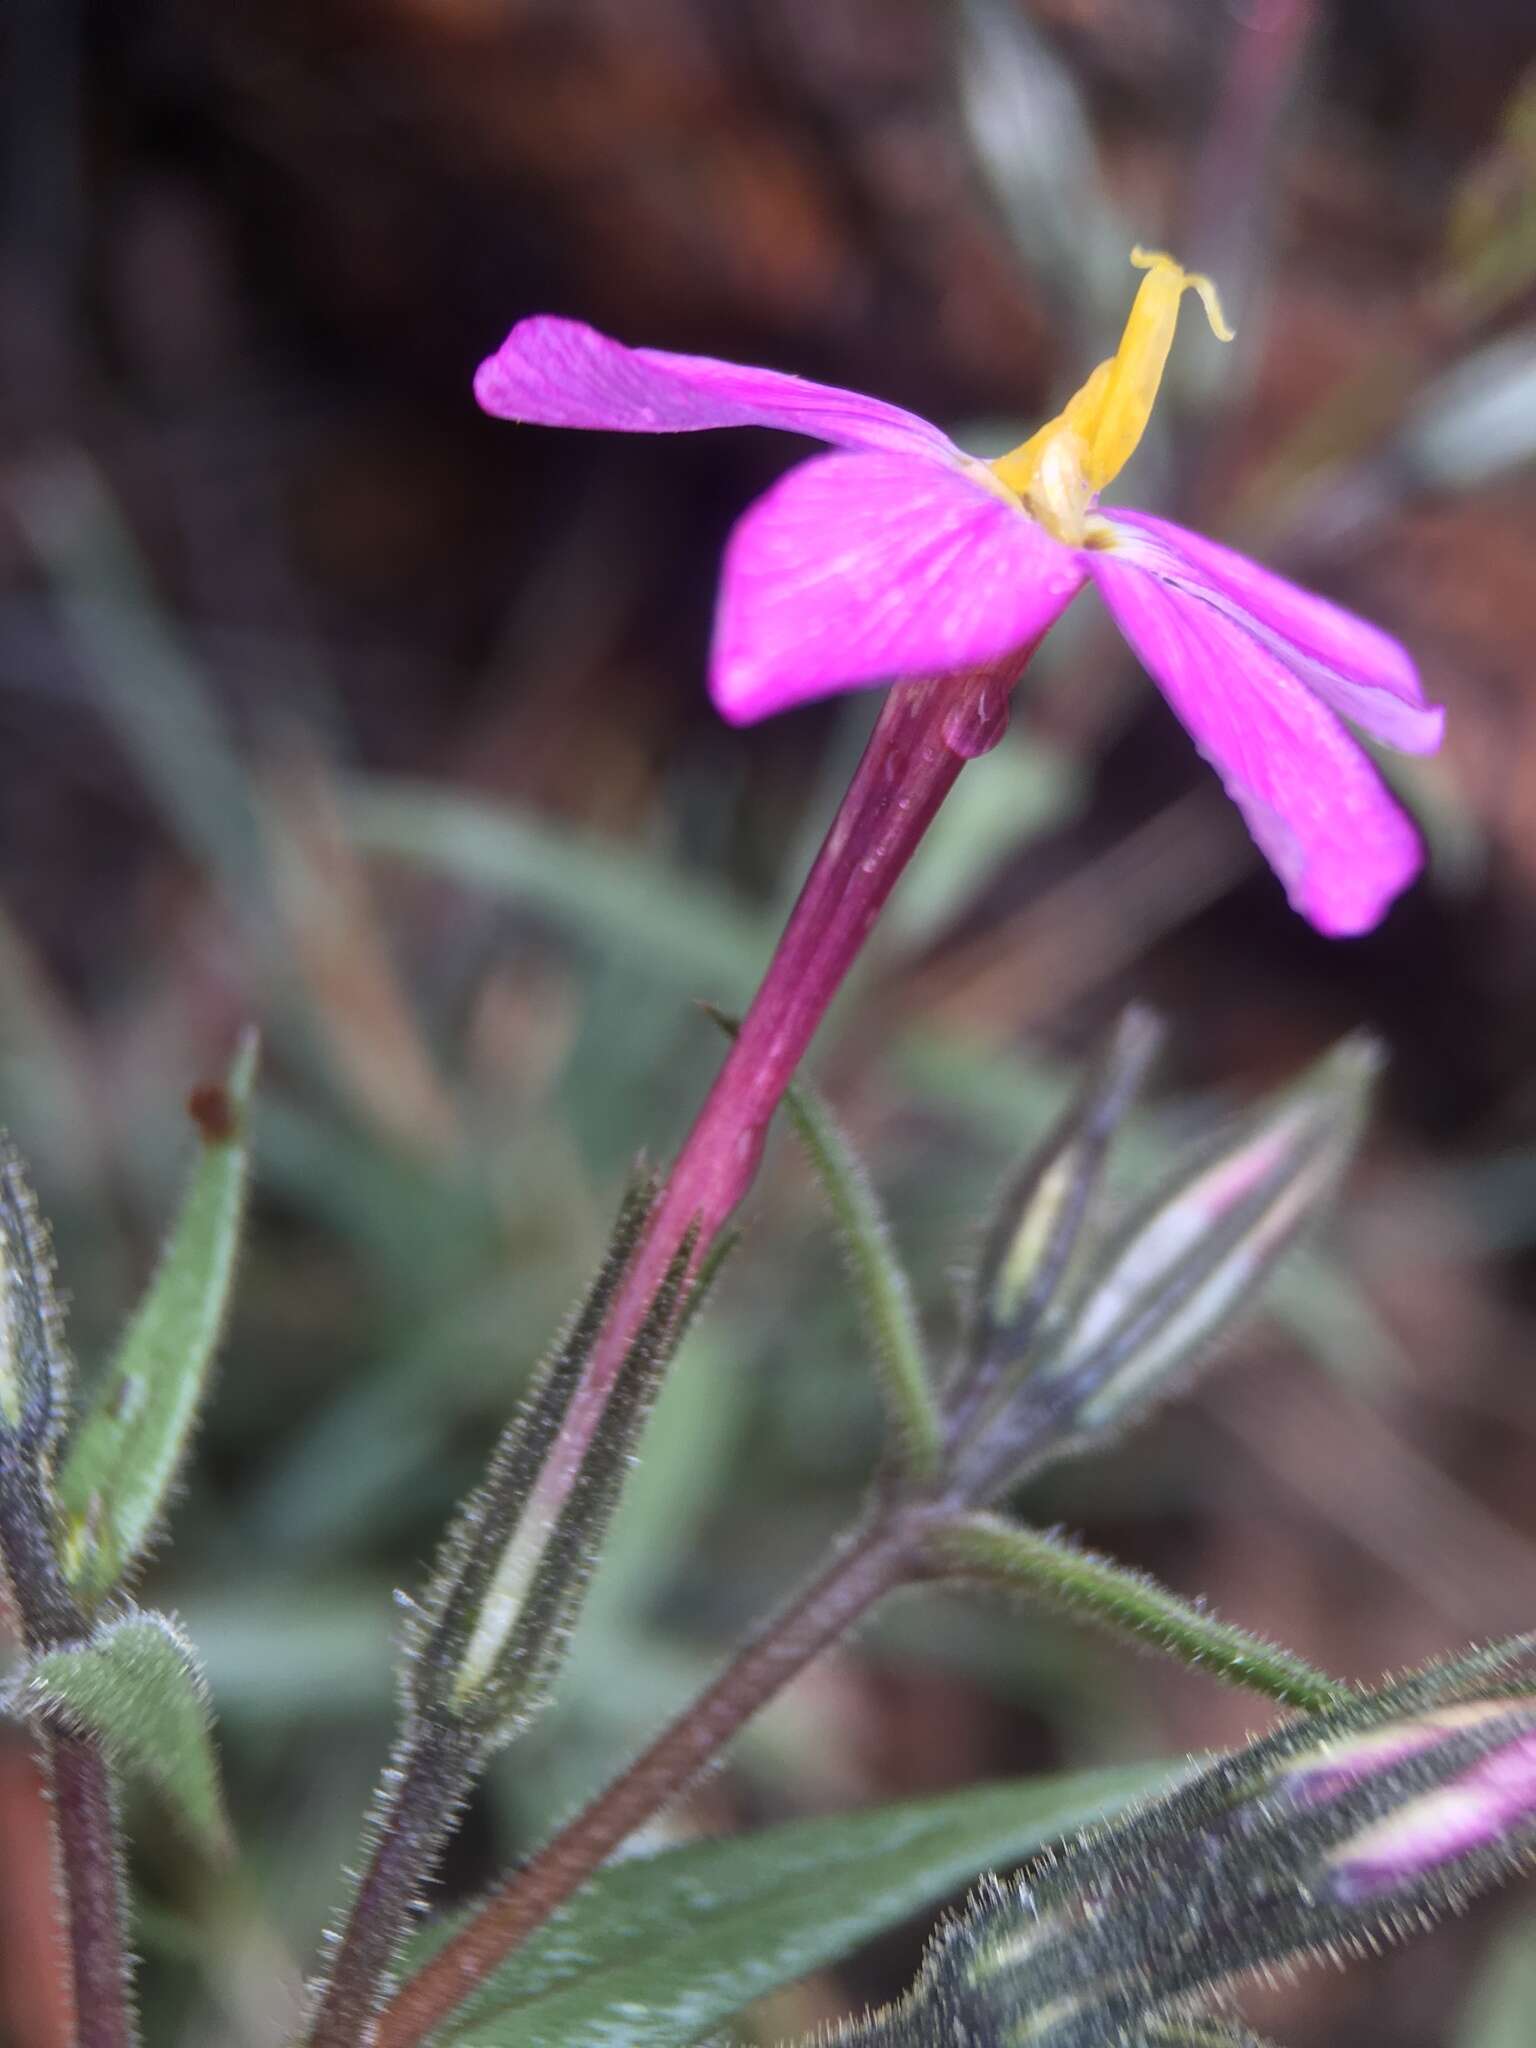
[345,780,768,1000]
[58,1033,257,1607]
[704,1006,941,1475]
[414,1764,1177,2047]
[933,1512,1346,1713]
[24,1612,230,1859]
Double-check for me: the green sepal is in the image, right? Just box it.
[406,1177,697,1745]
[967,1035,1379,1490]
[57,1032,257,1608]
[950,1006,1161,1439]
[0,1138,71,1455]
[19,1610,230,1861]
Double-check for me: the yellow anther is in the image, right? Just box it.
[1084,247,1233,490]
[989,249,1234,545]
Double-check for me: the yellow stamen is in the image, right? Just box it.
[990,249,1233,544]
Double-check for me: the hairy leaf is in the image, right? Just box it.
[24,1611,229,1859]
[417,1764,1175,2047]
[58,1033,256,1606]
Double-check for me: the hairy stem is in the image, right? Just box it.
[0,1443,138,2048]
[931,1513,1348,1712]
[303,1721,484,2048]
[350,657,1032,2048]
[374,1512,921,2048]
[515,659,1026,1563]
[46,1729,135,2048]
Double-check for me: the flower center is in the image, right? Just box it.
[988,248,1233,546]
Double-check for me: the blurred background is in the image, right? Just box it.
[4,0,1536,2042]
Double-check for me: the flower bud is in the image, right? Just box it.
[840,1645,1536,2048]
[1033,1035,1380,1445]
[0,1140,70,1457]
[951,1036,1380,1500]
[405,1178,700,1749]
[956,1007,1162,1425]
[1326,1709,1536,1904]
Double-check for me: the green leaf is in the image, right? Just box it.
[879,734,1086,954]
[703,1005,940,1475]
[58,1033,257,1606]
[24,1612,230,1859]
[931,1512,1346,1714]
[782,1080,941,1478]
[344,780,769,1001]
[11,457,269,914]
[420,1763,1178,2047]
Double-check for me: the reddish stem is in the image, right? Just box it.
[46,1732,134,2048]
[519,658,1023,1540]
[373,1516,917,2048]
[357,652,1032,2048]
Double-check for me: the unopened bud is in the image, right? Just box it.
[1326,1707,1536,1904]
[1036,1035,1380,1444]
[840,1645,1536,2048]
[1282,1699,1530,1806]
[958,1008,1161,1421]
[0,1141,70,1456]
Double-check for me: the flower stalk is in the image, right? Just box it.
[509,655,1030,1591]
[372,1511,921,2048]
[374,1015,1369,2048]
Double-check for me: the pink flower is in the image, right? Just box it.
[476,251,1443,937]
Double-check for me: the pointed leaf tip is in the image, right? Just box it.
[58,1035,257,1607]
[26,1611,230,1860]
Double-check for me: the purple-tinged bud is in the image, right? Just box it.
[1281,1699,1533,1806]
[950,1006,1162,1446]
[838,1647,1536,2048]
[1327,1711,1536,1904]
[1033,1036,1378,1445]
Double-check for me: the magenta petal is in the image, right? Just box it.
[1090,554,1424,936]
[474,317,959,461]
[709,452,1086,723]
[1110,511,1444,755]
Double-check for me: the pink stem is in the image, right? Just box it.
[523,656,1023,1532]
[339,654,1029,2048]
